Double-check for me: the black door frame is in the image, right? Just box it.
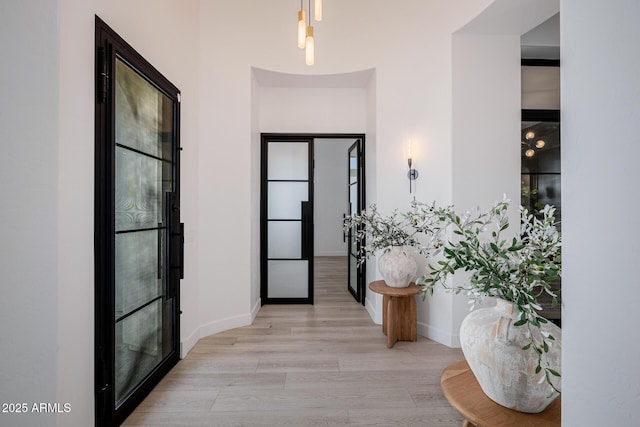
[261,134,315,304]
[260,133,366,306]
[94,16,182,427]
[347,138,366,305]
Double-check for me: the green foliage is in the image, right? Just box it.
[346,197,562,392]
[414,198,562,391]
[343,202,452,265]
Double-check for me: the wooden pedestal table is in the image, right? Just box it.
[441,361,561,427]
[368,280,422,348]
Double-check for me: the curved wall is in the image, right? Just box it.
[197,0,493,351]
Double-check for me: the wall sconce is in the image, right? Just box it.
[407,139,419,193]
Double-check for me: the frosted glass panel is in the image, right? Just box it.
[115,58,173,161]
[268,182,308,219]
[115,298,173,404]
[268,142,308,180]
[115,230,163,318]
[268,221,301,259]
[268,260,308,298]
[115,147,169,232]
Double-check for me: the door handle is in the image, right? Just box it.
[157,223,162,279]
[301,201,312,260]
[165,192,184,300]
[343,213,347,243]
[177,222,184,279]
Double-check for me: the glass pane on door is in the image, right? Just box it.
[115,60,174,161]
[268,260,309,298]
[267,182,308,219]
[264,139,313,302]
[114,56,175,406]
[268,142,308,180]
[347,140,363,303]
[268,221,302,259]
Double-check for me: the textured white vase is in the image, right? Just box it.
[459,299,561,413]
[377,246,417,288]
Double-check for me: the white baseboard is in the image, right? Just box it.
[250,298,261,322]
[180,327,200,358]
[417,321,461,348]
[180,312,253,358]
[199,312,252,340]
[365,297,381,325]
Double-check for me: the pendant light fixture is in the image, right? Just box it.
[296,0,322,65]
[297,1,306,48]
[314,0,323,21]
[305,0,314,65]
[521,129,547,158]
[305,26,315,65]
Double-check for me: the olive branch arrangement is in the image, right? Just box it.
[346,197,562,390]
[415,199,561,391]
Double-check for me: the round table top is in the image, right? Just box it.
[368,280,422,297]
[441,361,561,427]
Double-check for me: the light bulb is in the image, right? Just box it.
[314,0,323,21]
[525,148,535,158]
[305,26,314,65]
[297,10,306,48]
[525,131,535,140]
[535,139,546,149]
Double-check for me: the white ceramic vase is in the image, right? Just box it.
[459,299,561,413]
[377,246,417,288]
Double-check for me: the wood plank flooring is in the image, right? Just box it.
[123,256,464,426]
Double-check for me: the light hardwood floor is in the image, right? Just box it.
[123,256,464,426]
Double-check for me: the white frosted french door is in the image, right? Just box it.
[262,136,314,304]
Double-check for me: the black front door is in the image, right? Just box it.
[95,17,183,427]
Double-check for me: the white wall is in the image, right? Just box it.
[314,139,356,256]
[448,33,522,346]
[202,0,492,343]
[0,2,60,426]
[521,12,560,59]
[561,0,640,423]
[259,88,367,133]
[412,0,558,347]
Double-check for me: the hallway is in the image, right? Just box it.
[123,257,464,426]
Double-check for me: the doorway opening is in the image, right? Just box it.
[520,57,561,325]
[260,133,366,306]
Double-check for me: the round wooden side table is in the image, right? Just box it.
[368,280,422,348]
[441,360,561,427]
